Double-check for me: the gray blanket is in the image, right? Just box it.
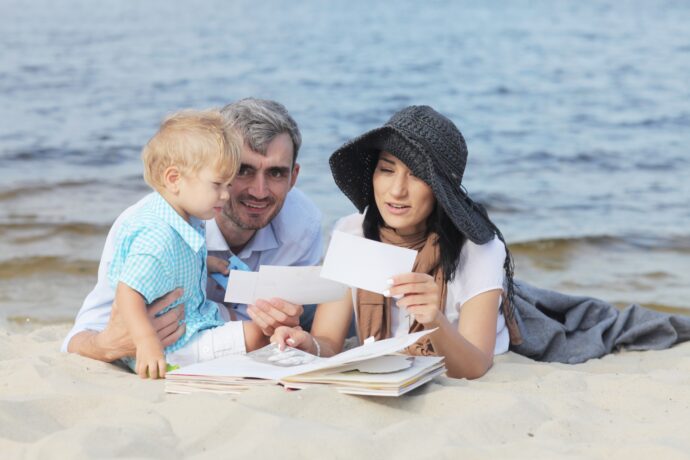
[509,280,690,363]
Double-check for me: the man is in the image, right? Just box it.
[63,98,323,363]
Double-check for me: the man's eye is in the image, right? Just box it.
[269,169,285,178]
[378,167,393,173]
[237,167,251,176]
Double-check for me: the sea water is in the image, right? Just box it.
[1,0,689,324]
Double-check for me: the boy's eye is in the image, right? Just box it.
[377,166,394,173]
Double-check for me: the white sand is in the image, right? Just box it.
[1,324,689,459]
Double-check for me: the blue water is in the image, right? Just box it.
[1,0,689,322]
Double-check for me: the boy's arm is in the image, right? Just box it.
[67,289,186,362]
[116,282,159,346]
[115,282,167,378]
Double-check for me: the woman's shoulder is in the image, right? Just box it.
[455,237,506,290]
[451,235,506,302]
[459,234,506,267]
[332,212,365,236]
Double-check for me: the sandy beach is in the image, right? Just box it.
[2,323,689,459]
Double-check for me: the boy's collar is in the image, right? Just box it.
[149,192,205,253]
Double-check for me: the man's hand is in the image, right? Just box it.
[247,298,303,336]
[149,289,187,348]
[70,288,186,362]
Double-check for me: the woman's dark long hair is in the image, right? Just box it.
[466,199,517,326]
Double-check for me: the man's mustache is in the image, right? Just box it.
[234,195,276,206]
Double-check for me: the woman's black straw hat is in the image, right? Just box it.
[329,105,495,245]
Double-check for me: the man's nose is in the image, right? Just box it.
[248,174,269,199]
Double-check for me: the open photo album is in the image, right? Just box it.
[166,329,446,397]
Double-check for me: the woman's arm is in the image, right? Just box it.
[391,272,500,379]
[427,290,500,379]
[271,289,354,357]
[247,298,304,336]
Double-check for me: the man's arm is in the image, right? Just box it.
[67,289,185,362]
[242,321,270,352]
[247,298,303,336]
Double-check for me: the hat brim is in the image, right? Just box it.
[329,126,496,245]
[329,126,394,212]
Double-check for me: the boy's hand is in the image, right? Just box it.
[207,256,229,275]
[135,337,167,379]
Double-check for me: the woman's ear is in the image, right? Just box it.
[162,166,182,194]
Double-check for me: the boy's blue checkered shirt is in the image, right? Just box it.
[108,192,224,354]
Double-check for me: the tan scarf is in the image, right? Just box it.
[355,226,446,356]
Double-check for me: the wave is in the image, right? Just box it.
[0,176,147,201]
[0,222,109,240]
[0,256,98,278]
[0,180,99,201]
[0,145,138,165]
[470,191,525,213]
[615,113,690,129]
[510,234,690,254]
[520,149,625,171]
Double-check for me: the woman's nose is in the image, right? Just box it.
[389,172,408,197]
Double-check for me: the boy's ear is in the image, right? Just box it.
[162,166,182,193]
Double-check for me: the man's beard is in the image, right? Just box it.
[223,195,280,231]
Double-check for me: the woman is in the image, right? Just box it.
[273,105,520,379]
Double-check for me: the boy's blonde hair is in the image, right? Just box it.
[142,109,242,190]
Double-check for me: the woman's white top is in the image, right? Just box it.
[334,213,510,355]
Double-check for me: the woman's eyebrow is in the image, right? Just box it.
[379,157,396,165]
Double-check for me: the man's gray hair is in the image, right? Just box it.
[220,98,302,162]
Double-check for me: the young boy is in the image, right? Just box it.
[109,109,258,379]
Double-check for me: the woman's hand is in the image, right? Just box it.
[270,326,317,354]
[134,336,166,379]
[387,273,443,326]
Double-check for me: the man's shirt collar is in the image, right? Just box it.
[205,216,279,258]
[237,223,279,258]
